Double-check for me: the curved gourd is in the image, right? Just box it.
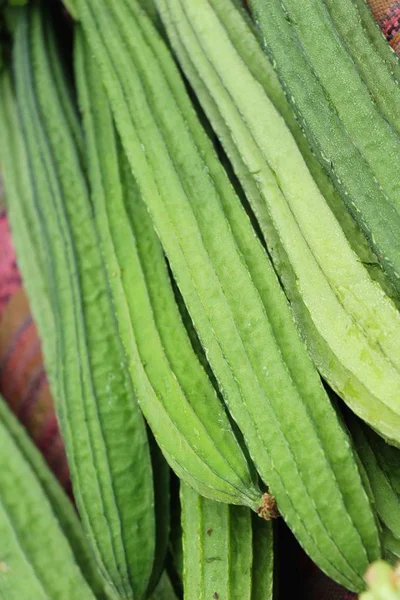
[157,0,400,446]
[8,5,157,598]
[74,30,262,512]
[73,0,381,589]
[0,397,96,600]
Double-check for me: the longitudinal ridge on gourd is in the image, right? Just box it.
[0,397,97,599]
[158,0,400,449]
[8,4,157,598]
[74,27,263,513]
[74,0,381,590]
[180,483,274,600]
[250,0,400,293]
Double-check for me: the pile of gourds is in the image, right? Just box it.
[1,0,400,597]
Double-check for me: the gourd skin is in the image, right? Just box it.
[0,397,96,600]
[323,0,400,134]
[351,420,400,561]
[157,0,400,448]
[180,483,274,600]
[351,0,400,80]
[4,4,157,598]
[250,0,400,294]
[74,29,262,512]
[74,0,381,590]
[0,398,107,597]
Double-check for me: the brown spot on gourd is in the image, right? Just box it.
[257,492,279,520]
[206,528,213,536]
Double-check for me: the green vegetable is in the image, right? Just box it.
[370,437,400,500]
[73,0,381,589]
[149,572,178,600]
[0,397,96,600]
[3,4,157,598]
[0,398,106,597]
[351,421,400,539]
[351,0,400,82]
[251,514,275,600]
[180,483,274,600]
[147,436,171,596]
[346,416,400,566]
[159,0,388,295]
[349,423,399,560]
[169,482,184,582]
[382,528,400,564]
[157,0,400,446]
[250,0,400,294]
[323,0,400,134]
[74,28,262,511]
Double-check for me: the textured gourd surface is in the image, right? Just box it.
[350,420,400,541]
[9,5,156,598]
[0,398,106,597]
[169,0,392,294]
[274,0,400,206]
[250,0,400,293]
[180,483,274,600]
[74,30,261,511]
[75,0,380,590]
[323,0,400,134]
[351,0,400,78]
[157,0,400,447]
[0,398,96,600]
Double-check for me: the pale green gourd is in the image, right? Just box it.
[74,29,262,512]
[157,0,400,446]
[73,0,380,589]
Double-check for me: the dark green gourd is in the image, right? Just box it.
[1,5,157,598]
